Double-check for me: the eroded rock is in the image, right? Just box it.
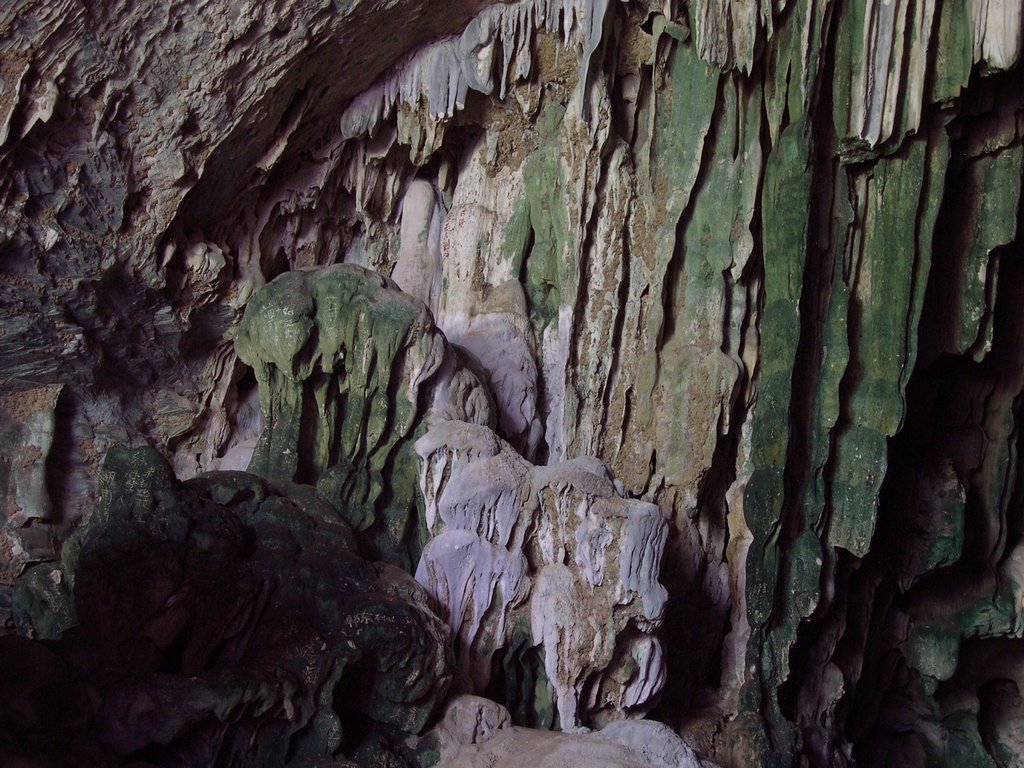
[7,446,452,767]
[415,420,669,729]
[416,697,708,768]
[2,0,1024,764]
[235,264,493,569]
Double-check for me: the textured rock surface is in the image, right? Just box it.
[415,420,669,728]
[6,446,452,767]
[2,0,1024,766]
[416,696,708,768]
[235,263,492,568]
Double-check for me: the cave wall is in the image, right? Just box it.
[1,0,1024,765]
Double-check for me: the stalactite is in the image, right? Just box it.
[1,0,1024,766]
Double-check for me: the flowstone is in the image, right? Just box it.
[235,264,493,570]
[4,0,1024,763]
[414,420,669,729]
[415,696,709,768]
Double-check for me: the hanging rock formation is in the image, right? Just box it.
[234,264,493,568]
[1,0,1024,766]
[415,420,669,729]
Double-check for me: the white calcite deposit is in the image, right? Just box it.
[419,696,711,768]
[340,0,614,141]
[415,419,669,728]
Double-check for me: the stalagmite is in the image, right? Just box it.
[415,421,670,728]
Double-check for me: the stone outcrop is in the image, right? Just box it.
[415,695,709,768]
[233,262,671,730]
[234,264,493,569]
[7,446,452,767]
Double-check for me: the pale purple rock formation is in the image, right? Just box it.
[415,419,669,728]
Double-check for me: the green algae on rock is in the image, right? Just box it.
[2,0,1024,765]
[235,264,492,570]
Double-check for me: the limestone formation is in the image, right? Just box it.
[2,0,1024,766]
[7,446,452,767]
[415,421,669,729]
[235,264,493,569]
[416,696,708,768]
[0,387,62,594]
